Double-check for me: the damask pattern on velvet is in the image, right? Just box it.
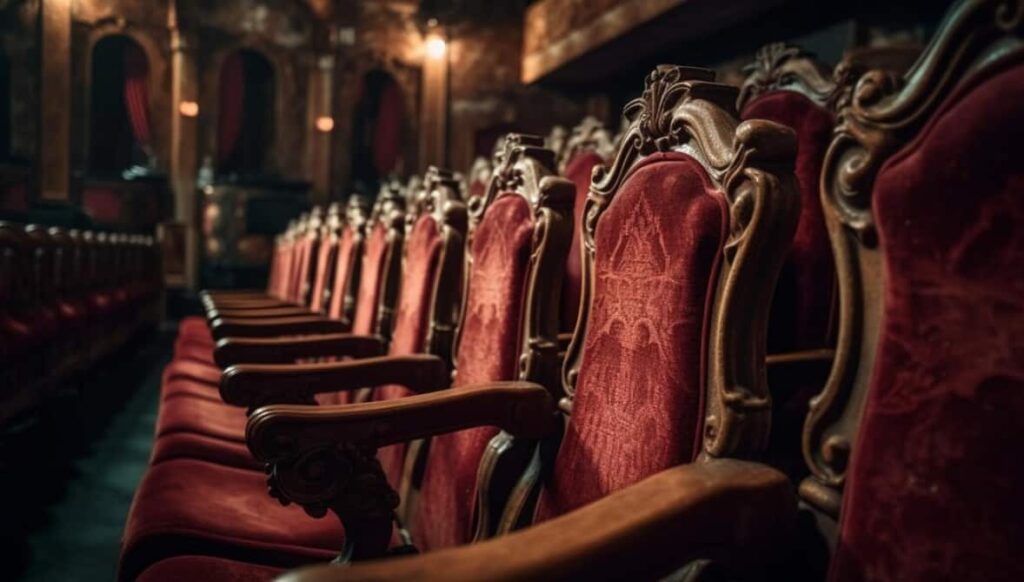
[352,223,388,336]
[412,195,535,550]
[535,152,727,521]
[562,151,605,333]
[327,228,355,319]
[741,91,836,481]
[307,236,335,313]
[375,215,443,489]
[831,62,1024,582]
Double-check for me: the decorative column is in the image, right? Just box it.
[307,54,335,204]
[419,26,448,171]
[169,3,200,289]
[40,0,72,201]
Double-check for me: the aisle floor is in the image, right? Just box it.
[10,330,171,582]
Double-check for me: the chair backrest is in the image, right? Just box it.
[331,187,407,406]
[307,204,341,314]
[561,116,617,334]
[374,167,468,494]
[738,44,839,482]
[411,133,575,551]
[292,207,324,306]
[525,67,799,527]
[803,2,1024,579]
[739,43,837,354]
[326,196,369,325]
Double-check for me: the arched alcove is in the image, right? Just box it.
[350,69,406,196]
[88,35,152,176]
[217,49,276,177]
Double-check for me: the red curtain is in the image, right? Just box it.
[123,43,151,153]
[218,52,245,165]
[373,80,404,175]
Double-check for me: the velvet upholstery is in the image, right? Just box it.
[162,360,221,389]
[327,228,356,320]
[741,90,836,481]
[154,396,248,443]
[562,151,604,333]
[830,61,1024,582]
[351,223,388,336]
[536,152,727,520]
[150,432,260,470]
[137,556,283,582]
[411,194,536,550]
[119,459,343,581]
[374,214,444,490]
[307,233,335,313]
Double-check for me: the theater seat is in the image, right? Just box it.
[120,459,344,581]
[241,70,802,576]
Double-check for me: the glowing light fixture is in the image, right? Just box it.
[316,116,335,133]
[179,101,199,117]
[426,35,447,59]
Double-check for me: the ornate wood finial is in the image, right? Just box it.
[737,42,836,111]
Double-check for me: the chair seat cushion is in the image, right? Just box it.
[151,432,261,470]
[179,316,211,339]
[120,459,343,581]
[174,341,216,365]
[155,397,248,442]
[136,556,283,582]
[163,359,222,387]
[160,379,223,403]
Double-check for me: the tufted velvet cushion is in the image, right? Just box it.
[535,152,727,520]
[562,151,605,333]
[327,228,356,320]
[412,194,535,550]
[830,61,1024,582]
[119,459,343,581]
[136,556,283,582]
[375,215,444,490]
[742,90,836,481]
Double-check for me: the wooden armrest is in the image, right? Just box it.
[246,380,559,455]
[204,299,292,312]
[210,316,346,339]
[220,354,450,407]
[214,334,385,368]
[276,458,794,582]
[209,306,316,320]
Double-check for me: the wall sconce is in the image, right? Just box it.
[316,116,335,133]
[425,35,447,59]
[179,101,199,117]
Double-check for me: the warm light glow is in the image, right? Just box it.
[425,35,447,59]
[315,116,335,133]
[179,101,199,117]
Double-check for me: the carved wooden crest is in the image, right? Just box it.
[737,42,836,111]
[563,65,800,459]
[802,0,1024,518]
[560,116,617,170]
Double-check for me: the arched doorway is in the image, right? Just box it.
[350,69,406,196]
[88,35,152,176]
[216,49,276,178]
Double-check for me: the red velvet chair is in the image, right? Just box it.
[151,193,408,452]
[799,2,1024,579]
[117,146,571,580]
[165,198,373,384]
[559,116,616,338]
[738,43,840,481]
[165,69,802,581]
[149,170,466,471]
